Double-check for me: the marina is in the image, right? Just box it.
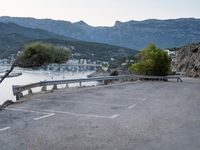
[0,62,99,105]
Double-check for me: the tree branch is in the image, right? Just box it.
[0,60,17,84]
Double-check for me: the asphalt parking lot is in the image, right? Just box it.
[0,78,200,150]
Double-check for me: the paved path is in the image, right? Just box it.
[0,78,200,150]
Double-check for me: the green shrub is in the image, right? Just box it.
[17,42,70,67]
[129,44,171,76]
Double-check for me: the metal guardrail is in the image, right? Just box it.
[12,75,182,100]
[60,63,102,67]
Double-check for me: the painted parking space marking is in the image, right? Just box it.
[128,104,137,109]
[37,109,119,119]
[110,114,119,119]
[5,107,119,119]
[5,107,54,121]
[34,113,55,120]
[5,107,49,115]
[0,127,11,132]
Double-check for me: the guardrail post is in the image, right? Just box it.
[79,82,82,87]
[66,84,68,88]
[28,89,33,95]
[52,84,58,90]
[16,92,23,101]
[41,86,47,92]
[177,77,183,82]
[102,76,105,84]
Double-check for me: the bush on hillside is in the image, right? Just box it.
[129,44,171,76]
[17,42,71,67]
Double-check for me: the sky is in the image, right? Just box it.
[0,0,199,26]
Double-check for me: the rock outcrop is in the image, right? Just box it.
[175,43,200,77]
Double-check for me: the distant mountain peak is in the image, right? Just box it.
[74,20,88,26]
[1,16,200,50]
[114,21,123,26]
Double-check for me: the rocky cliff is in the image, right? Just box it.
[175,43,200,77]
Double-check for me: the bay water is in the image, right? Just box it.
[0,67,96,105]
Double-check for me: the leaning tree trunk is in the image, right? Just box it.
[0,61,17,84]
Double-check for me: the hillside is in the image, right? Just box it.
[0,22,65,58]
[0,22,137,61]
[41,39,137,61]
[1,16,200,49]
[173,43,200,77]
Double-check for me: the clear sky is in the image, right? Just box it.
[0,0,199,26]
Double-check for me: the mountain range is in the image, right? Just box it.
[0,22,136,60]
[0,22,65,58]
[0,16,200,50]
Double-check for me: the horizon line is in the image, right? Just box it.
[0,15,200,27]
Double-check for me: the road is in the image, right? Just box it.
[0,78,200,150]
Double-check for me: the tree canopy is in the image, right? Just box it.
[0,42,71,84]
[17,42,71,68]
[129,44,171,76]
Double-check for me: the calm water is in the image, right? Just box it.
[0,67,96,105]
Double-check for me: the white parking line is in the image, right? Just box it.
[5,107,118,119]
[5,107,48,115]
[34,113,55,120]
[110,114,119,119]
[0,127,11,132]
[39,109,117,119]
[5,107,55,121]
[128,104,137,109]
